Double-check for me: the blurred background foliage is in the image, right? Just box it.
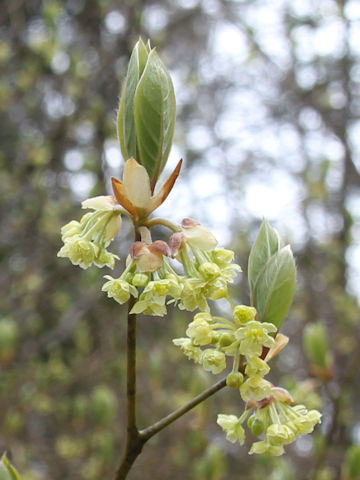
[1,0,360,479]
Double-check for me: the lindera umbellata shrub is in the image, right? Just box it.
[56,39,321,479]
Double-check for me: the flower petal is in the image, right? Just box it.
[123,157,152,208]
[81,195,116,211]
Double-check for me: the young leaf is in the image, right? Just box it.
[134,49,176,190]
[252,245,296,329]
[117,38,149,162]
[0,453,21,480]
[248,219,281,300]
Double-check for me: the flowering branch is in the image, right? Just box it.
[55,38,322,480]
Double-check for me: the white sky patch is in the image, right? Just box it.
[51,51,70,74]
[346,245,360,297]
[69,172,97,200]
[244,171,301,222]
[105,139,123,169]
[143,5,168,33]
[64,149,84,171]
[213,22,249,63]
[187,124,213,150]
[104,10,126,34]
[176,0,200,8]
[313,19,346,57]
[156,163,232,245]
[345,0,360,20]
[295,64,318,89]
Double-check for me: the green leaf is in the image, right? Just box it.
[346,445,360,479]
[303,323,331,369]
[252,245,296,328]
[134,49,176,187]
[248,219,281,300]
[0,453,21,480]
[117,38,149,161]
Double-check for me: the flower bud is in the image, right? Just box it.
[211,248,234,265]
[117,38,176,189]
[226,372,244,389]
[250,418,265,436]
[233,305,257,325]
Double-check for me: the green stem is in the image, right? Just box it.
[144,217,182,232]
[231,349,240,374]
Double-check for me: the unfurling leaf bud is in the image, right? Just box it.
[248,220,296,329]
[248,219,281,295]
[251,244,296,329]
[117,38,176,190]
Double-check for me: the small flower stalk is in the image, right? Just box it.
[56,38,322,477]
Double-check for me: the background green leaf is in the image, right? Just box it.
[0,454,21,480]
[252,245,296,328]
[303,323,331,370]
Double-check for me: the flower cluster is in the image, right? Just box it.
[58,159,241,317]
[218,389,321,456]
[173,219,241,312]
[102,223,241,317]
[58,161,321,458]
[173,304,321,455]
[57,196,121,269]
